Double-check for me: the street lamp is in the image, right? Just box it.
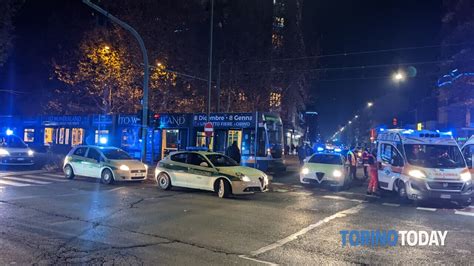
[392,71,405,82]
[104,45,110,51]
[367,102,373,108]
[354,115,359,119]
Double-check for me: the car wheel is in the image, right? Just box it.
[64,165,75,179]
[397,180,410,204]
[217,179,231,198]
[101,169,114,185]
[157,172,172,190]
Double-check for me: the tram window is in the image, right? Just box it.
[71,128,84,146]
[44,128,54,145]
[196,131,213,149]
[24,129,34,142]
[241,130,254,156]
[257,130,266,157]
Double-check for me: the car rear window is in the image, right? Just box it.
[170,153,187,163]
[73,147,87,157]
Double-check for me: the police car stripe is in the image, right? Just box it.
[22,175,68,182]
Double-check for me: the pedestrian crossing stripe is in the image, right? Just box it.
[41,173,66,178]
[0,179,31,187]
[1,176,50,185]
[22,174,68,182]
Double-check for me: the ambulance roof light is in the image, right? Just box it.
[5,129,13,136]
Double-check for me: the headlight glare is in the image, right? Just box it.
[408,169,426,179]
[333,169,343,178]
[0,149,9,156]
[301,167,309,175]
[460,171,471,182]
[119,165,130,171]
[28,150,34,156]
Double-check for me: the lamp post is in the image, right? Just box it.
[206,0,215,149]
[83,0,149,162]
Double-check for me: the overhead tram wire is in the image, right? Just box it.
[232,42,474,65]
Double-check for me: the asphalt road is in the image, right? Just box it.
[0,161,472,265]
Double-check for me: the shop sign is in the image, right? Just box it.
[193,113,254,128]
[41,115,90,126]
[159,114,189,128]
[92,115,113,125]
[118,115,141,127]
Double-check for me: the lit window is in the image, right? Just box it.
[272,33,283,48]
[269,92,282,108]
[24,129,34,142]
[72,128,84,146]
[274,17,285,27]
[238,92,247,101]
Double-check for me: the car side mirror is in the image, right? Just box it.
[200,162,209,167]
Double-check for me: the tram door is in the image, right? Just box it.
[227,130,242,150]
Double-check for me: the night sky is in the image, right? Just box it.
[303,0,443,138]
[1,0,443,139]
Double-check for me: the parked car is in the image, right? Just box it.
[63,145,148,184]
[155,151,269,198]
[0,133,35,166]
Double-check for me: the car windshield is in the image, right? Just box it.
[0,135,27,148]
[206,154,238,167]
[102,148,132,160]
[404,144,465,169]
[309,154,342,165]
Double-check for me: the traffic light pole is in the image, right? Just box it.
[82,0,149,162]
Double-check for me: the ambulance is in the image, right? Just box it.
[376,129,472,206]
[461,136,474,175]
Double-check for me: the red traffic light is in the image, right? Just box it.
[392,118,398,126]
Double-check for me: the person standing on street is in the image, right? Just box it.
[362,148,369,179]
[367,149,379,195]
[297,145,306,166]
[347,147,357,182]
[226,141,241,164]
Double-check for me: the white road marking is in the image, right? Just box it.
[0,179,31,187]
[454,210,474,217]
[416,207,437,212]
[292,185,303,188]
[2,176,50,185]
[271,182,285,186]
[238,255,277,266]
[250,204,365,257]
[274,189,288,193]
[22,175,68,182]
[382,203,400,207]
[41,173,67,178]
[321,195,366,203]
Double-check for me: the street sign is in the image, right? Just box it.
[204,122,214,137]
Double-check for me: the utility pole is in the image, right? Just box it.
[206,0,214,148]
[82,0,149,162]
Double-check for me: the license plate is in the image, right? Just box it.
[133,173,143,177]
[17,158,25,161]
[440,194,451,199]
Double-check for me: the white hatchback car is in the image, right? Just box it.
[63,146,148,184]
[0,134,35,166]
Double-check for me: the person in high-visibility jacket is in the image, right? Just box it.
[346,147,357,182]
[367,150,378,195]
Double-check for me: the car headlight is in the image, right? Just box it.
[236,172,251,182]
[408,169,426,179]
[0,149,10,156]
[460,170,471,182]
[119,165,130,171]
[28,150,34,156]
[301,167,309,175]
[333,169,343,178]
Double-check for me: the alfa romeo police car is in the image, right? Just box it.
[63,146,148,184]
[155,151,269,198]
[300,152,349,189]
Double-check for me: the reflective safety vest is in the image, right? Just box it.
[347,151,357,166]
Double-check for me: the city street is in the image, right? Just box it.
[0,158,472,265]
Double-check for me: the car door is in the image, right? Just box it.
[378,143,403,190]
[185,153,216,190]
[168,153,191,187]
[70,147,89,176]
[462,144,474,174]
[84,148,103,178]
